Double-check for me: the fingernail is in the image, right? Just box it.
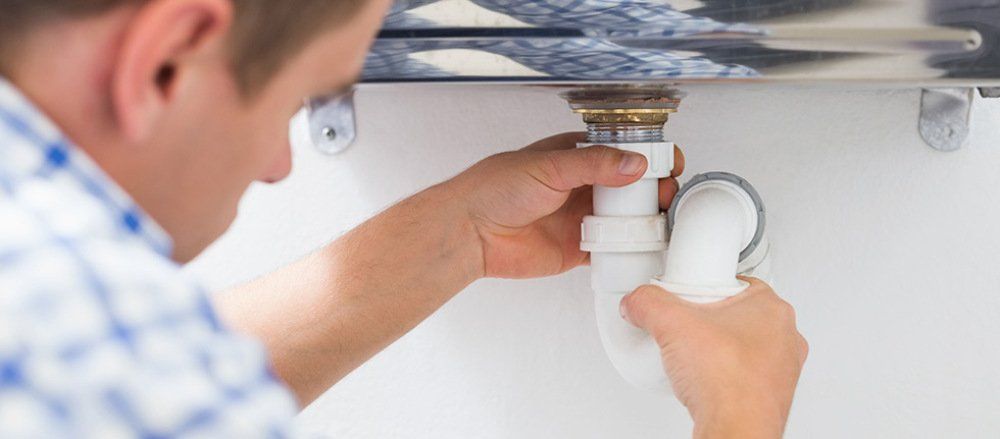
[618,153,644,176]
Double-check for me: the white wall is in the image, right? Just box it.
[185,85,1000,438]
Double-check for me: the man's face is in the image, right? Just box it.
[151,0,391,261]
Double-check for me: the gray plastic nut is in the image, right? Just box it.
[667,172,767,263]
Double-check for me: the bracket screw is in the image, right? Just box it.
[322,126,337,141]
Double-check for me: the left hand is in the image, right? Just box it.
[445,132,685,279]
[621,279,807,437]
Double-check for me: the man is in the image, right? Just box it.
[0,0,807,437]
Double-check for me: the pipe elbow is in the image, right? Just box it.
[589,172,768,393]
[662,177,761,291]
[594,292,672,393]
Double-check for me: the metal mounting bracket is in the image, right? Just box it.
[307,89,357,155]
[919,88,974,152]
[980,87,1000,99]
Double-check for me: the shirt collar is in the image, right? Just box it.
[0,78,174,257]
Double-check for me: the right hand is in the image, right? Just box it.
[620,278,808,439]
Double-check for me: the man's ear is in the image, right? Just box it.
[111,0,234,143]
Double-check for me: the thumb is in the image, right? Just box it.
[620,285,687,332]
[533,146,647,192]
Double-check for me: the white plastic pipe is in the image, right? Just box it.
[594,182,660,216]
[590,176,761,392]
[593,263,671,392]
[579,141,673,391]
[658,180,759,302]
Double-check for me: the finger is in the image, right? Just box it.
[672,145,686,178]
[619,284,686,331]
[567,186,594,215]
[705,276,774,307]
[532,146,648,192]
[659,177,680,210]
[736,275,772,290]
[521,132,587,152]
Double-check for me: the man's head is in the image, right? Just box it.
[0,0,391,261]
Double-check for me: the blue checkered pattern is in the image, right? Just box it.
[0,79,299,437]
[366,0,761,80]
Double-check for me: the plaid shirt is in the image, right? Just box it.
[0,79,298,437]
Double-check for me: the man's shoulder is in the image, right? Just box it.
[0,177,210,360]
[0,192,190,295]
[0,160,130,246]
[0,201,298,438]
[0,197,209,357]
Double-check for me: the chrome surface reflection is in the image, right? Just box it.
[362,0,1000,86]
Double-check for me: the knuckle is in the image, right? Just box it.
[756,287,793,317]
[633,284,667,303]
[534,151,567,189]
[623,286,664,320]
[621,288,651,314]
[744,276,774,292]
[780,299,796,317]
[586,145,614,168]
[556,131,586,143]
[485,150,518,167]
[492,150,517,160]
[777,300,797,322]
[798,334,810,362]
[630,285,684,318]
